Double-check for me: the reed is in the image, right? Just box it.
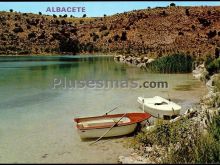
[146,53,193,73]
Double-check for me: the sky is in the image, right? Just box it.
[0,1,219,17]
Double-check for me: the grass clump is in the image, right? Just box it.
[146,53,193,73]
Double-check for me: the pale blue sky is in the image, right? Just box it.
[0,1,219,17]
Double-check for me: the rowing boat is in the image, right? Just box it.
[137,96,181,118]
[73,113,151,139]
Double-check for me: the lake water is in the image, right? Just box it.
[0,55,207,163]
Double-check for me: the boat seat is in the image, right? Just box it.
[78,119,116,128]
[77,117,130,128]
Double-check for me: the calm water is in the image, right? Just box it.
[0,56,206,163]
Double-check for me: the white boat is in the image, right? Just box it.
[137,96,181,118]
[73,113,151,139]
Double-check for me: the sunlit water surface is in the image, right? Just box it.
[0,56,206,163]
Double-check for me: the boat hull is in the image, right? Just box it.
[138,104,180,118]
[137,96,181,118]
[74,112,151,139]
[77,123,137,139]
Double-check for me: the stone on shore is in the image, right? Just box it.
[118,153,152,164]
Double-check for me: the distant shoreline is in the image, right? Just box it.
[0,53,115,57]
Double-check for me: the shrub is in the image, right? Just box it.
[103,31,109,37]
[59,37,80,54]
[82,14,86,18]
[207,30,217,39]
[113,34,120,41]
[170,3,176,7]
[121,31,127,41]
[28,32,36,39]
[26,25,31,29]
[198,18,211,27]
[61,19,66,25]
[215,48,220,59]
[160,10,168,16]
[185,8,190,16]
[70,27,77,34]
[9,9,13,12]
[146,53,194,73]
[38,32,46,39]
[39,12,42,15]
[206,58,220,75]
[125,26,130,30]
[99,25,108,31]
[92,33,99,42]
[178,31,184,35]
[13,26,24,33]
[79,20,84,24]
[192,25,196,31]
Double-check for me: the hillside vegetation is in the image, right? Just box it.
[1,5,220,59]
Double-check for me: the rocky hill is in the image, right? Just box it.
[1,5,220,59]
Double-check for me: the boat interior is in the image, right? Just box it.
[77,117,131,129]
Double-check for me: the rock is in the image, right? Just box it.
[114,55,122,61]
[146,125,155,131]
[137,63,146,68]
[136,57,142,63]
[192,63,208,81]
[146,58,155,63]
[118,153,152,164]
[145,147,153,153]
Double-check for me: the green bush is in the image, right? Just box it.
[207,58,220,75]
[146,53,193,73]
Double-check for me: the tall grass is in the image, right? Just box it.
[146,53,193,73]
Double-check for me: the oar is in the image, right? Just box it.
[103,106,119,116]
[89,113,127,145]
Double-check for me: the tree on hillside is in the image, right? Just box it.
[215,48,220,59]
[121,31,127,41]
[185,9,190,16]
[9,9,13,12]
[82,14,86,18]
[39,12,42,15]
[170,3,176,7]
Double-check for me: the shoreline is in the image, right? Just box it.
[0,53,115,57]
[118,64,220,164]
